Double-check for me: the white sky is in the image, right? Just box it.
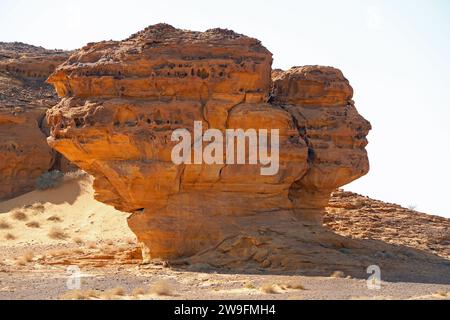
[1,0,449,217]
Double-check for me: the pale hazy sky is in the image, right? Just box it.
[1,0,449,217]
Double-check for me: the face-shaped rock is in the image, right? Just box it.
[46,24,370,260]
[272,66,371,221]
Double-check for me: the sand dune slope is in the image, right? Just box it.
[0,173,134,245]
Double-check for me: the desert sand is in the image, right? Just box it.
[0,174,448,300]
[0,172,133,245]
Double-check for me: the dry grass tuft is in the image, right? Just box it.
[26,221,40,228]
[132,287,146,296]
[283,281,305,290]
[31,203,45,212]
[434,290,448,297]
[12,210,27,221]
[0,220,11,229]
[23,251,34,262]
[81,289,101,299]
[48,227,68,240]
[5,233,16,240]
[15,251,34,266]
[60,289,100,300]
[106,287,125,296]
[61,290,85,300]
[244,282,256,289]
[148,280,173,296]
[330,271,345,278]
[47,215,62,222]
[260,284,279,294]
[72,237,84,245]
[16,257,28,266]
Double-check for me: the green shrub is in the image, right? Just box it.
[35,170,64,190]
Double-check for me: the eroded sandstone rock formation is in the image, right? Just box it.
[272,66,371,222]
[46,24,371,261]
[0,43,71,200]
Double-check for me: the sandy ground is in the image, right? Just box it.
[1,245,449,300]
[0,175,449,300]
[0,173,134,245]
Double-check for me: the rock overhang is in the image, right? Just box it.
[45,24,371,261]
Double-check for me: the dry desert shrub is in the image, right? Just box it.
[260,284,279,294]
[31,203,45,212]
[132,287,146,296]
[330,271,346,278]
[61,290,85,300]
[36,170,64,190]
[22,251,34,262]
[283,281,305,290]
[72,237,84,245]
[0,220,11,229]
[16,257,27,266]
[26,221,40,228]
[148,280,173,296]
[16,251,34,265]
[47,215,62,222]
[434,290,448,297]
[281,281,306,290]
[106,287,125,296]
[48,227,68,240]
[90,289,103,297]
[11,210,27,221]
[85,290,102,299]
[5,233,16,240]
[243,282,256,289]
[60,289,100,300]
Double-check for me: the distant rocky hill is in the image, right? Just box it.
[325,190,450,259]
[0,42,72,200]
[0,42,69,79]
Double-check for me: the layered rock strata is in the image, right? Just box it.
[0,43,71,200]
[46,24,371,261]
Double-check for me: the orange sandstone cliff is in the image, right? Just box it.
[46,24,371,261]
[0,43,71,200]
